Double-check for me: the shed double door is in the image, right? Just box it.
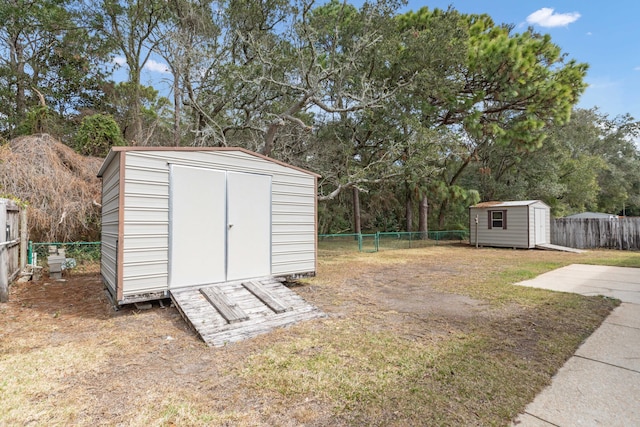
[169,165,271,288]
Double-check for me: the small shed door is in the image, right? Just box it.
[226,172,271,281]
[534,208,547,244]
[169,167,271,288]
[169,165,227,287]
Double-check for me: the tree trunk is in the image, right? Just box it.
[418,194,428,237]
[438,198,449,229]
[11,37,26,128]
[132,74,143,144]
[405,188,413,232]
[173,73,181,147]
[262,123,278,157]
[352,186,361,234]
[437,149,478,229]
[262,95,309,156]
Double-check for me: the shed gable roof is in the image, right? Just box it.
[97,146,320,178]
[471,200,548,209]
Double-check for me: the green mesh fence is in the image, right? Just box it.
[318,231,469,254]
[29,241,101,266]
[318,233,362,254]
[28,232,470,264]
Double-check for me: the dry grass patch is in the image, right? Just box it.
[1,245,637,426]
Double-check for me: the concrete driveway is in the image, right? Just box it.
[512,264,640,427]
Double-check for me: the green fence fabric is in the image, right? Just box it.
[30,231,469,264]
[29,241,101,265]
[318,231,469,253]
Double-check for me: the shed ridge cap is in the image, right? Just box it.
[97,146,320,178]
[471,200,548,208]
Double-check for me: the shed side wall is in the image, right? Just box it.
[470,206,530,248]
[100,152,120,296]
[528,205,534,247]
[121,151,316,296]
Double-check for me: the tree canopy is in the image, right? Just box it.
[1,0,639,240]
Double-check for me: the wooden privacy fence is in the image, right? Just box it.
[1,199,26,302]
[551,218,640,250]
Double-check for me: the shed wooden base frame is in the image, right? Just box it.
[170,278,325,346]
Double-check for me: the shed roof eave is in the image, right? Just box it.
[471,200,549,209]
[97,146,321,179]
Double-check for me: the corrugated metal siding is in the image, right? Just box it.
[119,150,316,296]
[100,153,120,295]
[271,179,316,275]
[470,206,530,248]
[528,205,537,247]
[121,154,169,295]
[528,206,535,247]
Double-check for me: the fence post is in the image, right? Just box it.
[0,201,7,302]
[0,245,8,303]
[20,208,27,270]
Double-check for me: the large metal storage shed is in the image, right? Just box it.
[97,147,320,306]
[469,200,550,249]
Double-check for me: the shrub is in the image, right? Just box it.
[74,114,125,157]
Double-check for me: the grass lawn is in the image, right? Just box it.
[1,244,638,426]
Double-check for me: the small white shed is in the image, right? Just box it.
[97,147,319,306]
[469,200,550,249]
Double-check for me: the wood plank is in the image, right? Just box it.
[202,309,325,346]
[242,280,292,314]
[200,286,249,324]
[171,291,226,327]
[198,303,322,335]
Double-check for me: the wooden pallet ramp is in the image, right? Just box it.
[536,243,585,253]
[171,278,324,347]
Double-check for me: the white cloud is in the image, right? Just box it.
[144,59,170,74]
[112,56,127,67]
[526,8,581,28]
[634,66,640,71]
[585,77,619,90]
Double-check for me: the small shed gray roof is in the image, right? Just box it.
[565,212,618,219]
[471,200,548,209]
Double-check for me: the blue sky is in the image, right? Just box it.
[404,1,640,121]
[129,1,640,121]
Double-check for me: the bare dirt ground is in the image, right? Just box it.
[0,245,630,426]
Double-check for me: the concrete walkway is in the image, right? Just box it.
[512,264,640,427]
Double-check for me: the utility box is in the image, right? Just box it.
[47,254,65,279]
[97,147,320,306]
